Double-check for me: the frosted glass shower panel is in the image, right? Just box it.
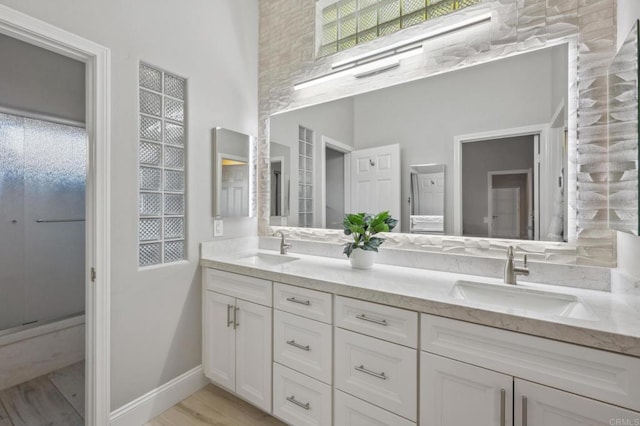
[0,113,86,331]
[23,118,86,324]
[0,114,26,331]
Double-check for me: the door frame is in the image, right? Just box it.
[453,124,545,238]
[0,5,111,425]
[487,169,531,239]
[319,135,353,228]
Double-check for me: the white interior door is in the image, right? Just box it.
[491,187,520,238]
[349,144,401,227]
[220,162,248,217]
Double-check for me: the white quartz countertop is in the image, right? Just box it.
[201,250,640,357]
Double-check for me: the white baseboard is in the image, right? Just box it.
[109,365,208,426]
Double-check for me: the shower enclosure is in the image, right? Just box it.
[0,112,86,334]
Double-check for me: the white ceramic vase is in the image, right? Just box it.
[349,249,376,269]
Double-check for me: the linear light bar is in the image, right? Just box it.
[293,45,423,90]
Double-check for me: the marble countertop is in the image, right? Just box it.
[201,249,640,357]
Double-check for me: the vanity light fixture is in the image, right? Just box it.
[293,10,492,91]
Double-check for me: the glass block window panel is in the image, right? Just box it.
[164,217,184,239]
[139,218,161,241]
[139,90,162,117]
[139,242,162,266]
[318,0,480,56]
[138,63,187,266]
[164,123,185,146]
[298,126,314,228]
[164,74,186,100]
[140,142,162,166]
[139,64,162,92]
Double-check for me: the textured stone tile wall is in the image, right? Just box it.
[258,0,619,266]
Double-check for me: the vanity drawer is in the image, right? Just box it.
[274,283,332,323]
[334,390,415,426]
[335,296,418,348]
[273,363,332,426]
[421,314,640,412]
[204,268,272,306]
[274,310,332,384]
[334,328,417,421]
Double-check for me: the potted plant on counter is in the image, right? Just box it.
[342,211,398,269]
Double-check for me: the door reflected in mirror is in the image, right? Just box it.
[410,164,445,234]
[213,127,252,218]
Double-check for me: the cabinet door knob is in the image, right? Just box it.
[522,396,528,426]
[286,340,310,351]
[233,306,240,329]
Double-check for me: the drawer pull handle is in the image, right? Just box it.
[522,396,528,426]
[355,365,387,380]
[226,304,234,327]
[286,340,310,351]
[356,313,387,326]
[500,388,505,426]
[234,306,239,329]
[286,395,310,410]
[286,297,311,306]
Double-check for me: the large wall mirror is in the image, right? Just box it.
[608,20,639,236]
[269,43,572,242]
[213,127,253,218]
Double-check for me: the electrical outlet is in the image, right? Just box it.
[213,219,224,237]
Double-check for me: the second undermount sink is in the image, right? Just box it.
[450,280,598,321]
[237,252,299,267]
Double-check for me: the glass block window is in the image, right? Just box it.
[138,63,187,266]
[318,0,481,56]
[298,126,314,227]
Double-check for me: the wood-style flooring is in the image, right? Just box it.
[146,384,286,426]
[0,362,84,426]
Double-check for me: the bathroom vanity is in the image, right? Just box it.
[201,246,640,426]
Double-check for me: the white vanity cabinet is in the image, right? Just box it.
[203,269,272,413]
[272,283,333,426]
[334,296,418,423]
[420,314,640,426]
[420,352,513,426]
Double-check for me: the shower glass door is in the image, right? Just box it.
[0,112,86,332]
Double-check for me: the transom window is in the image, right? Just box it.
[318,0,481,57]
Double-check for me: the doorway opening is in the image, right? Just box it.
[0,5,111,424]
[458,133,538,240]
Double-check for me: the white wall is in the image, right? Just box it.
[354,46,562,233]
[0,33,85,123]
[0,0,259,410]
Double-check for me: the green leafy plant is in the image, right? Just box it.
[342,211,398,258]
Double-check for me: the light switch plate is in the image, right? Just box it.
[213,219,223,237]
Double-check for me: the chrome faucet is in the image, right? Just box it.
[274,230,292,255]
[504,246,529,285]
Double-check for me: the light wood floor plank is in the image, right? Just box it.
[48,361,85,418]
[146,384,285,426]
[0,376,83,426]
[0,399,13,426]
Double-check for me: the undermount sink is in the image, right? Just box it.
[450,280,598,321]
[237,252,299,267]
